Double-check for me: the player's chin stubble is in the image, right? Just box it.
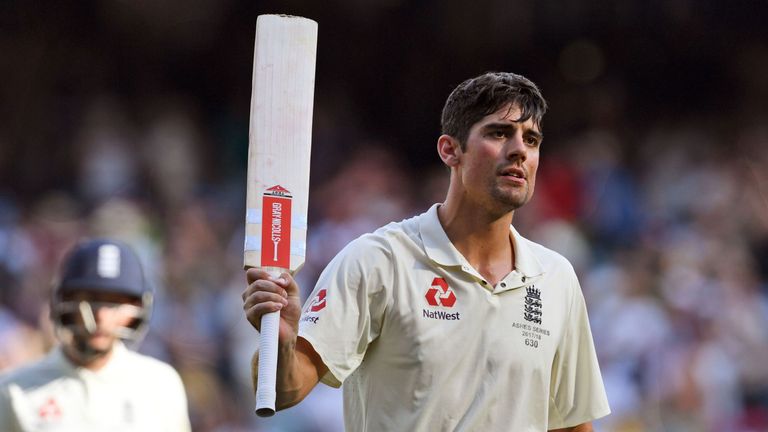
[491,183,531,211]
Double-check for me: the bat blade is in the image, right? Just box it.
[244,14,317,417]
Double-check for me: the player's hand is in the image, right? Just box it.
[242,268,303,342]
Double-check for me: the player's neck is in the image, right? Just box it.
[438,193,515,236]
[63,345,114,371]
[437,200,515,284]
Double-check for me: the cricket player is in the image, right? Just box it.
[243,72,610,431]
[0,238,191,432]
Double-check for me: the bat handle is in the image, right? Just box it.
[255,268,283,417]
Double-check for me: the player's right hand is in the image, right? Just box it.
[242,269,303,342]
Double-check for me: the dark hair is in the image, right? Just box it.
[441,72,548,148]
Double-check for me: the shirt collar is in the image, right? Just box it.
[420,204,466,267]
[420,203,545,280]
[509,225,545,279]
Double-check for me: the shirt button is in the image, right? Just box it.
[500,282,507,288]
[481,280,487,285]
[521,276,526,283]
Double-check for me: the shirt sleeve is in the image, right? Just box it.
[298,234,391,387]
[0,380,22,432]
[158,364,192,432]
[547,273,611,429]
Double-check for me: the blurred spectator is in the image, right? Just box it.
[2,2,768,430]
[74,97,140,204]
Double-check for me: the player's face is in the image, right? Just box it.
[61,290,142,353]
[459,104,542,212]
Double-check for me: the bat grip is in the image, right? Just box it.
[256,311,279,416]
[255,269,283,417]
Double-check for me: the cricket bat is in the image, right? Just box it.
[244,14,317,417]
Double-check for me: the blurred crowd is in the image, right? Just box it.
[3,2,768,432]
[1,96,767,432]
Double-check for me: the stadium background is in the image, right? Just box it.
[1,1,767,430]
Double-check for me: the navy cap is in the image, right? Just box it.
[55,238,149,299]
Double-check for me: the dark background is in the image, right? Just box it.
[3,1,766,200]
[2,2,768,431]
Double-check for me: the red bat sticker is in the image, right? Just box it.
[261,185,292,268]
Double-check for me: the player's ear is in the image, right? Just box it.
[437,134,462,167]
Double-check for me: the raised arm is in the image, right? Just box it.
[242,268,328,409]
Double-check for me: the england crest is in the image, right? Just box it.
[523,286,542,324]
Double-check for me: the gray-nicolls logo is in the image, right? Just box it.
[524,286,542,324]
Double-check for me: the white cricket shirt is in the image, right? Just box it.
[298,204,610,431]
[0,342,191,432]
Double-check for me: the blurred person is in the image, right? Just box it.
[583,253,671,432]
[243,72,610,431]
[12,193,84,326]
[0,238,191,431]
[738,125,768,289]
[711,245,768,429]
[141,104,204,212]
[298,145,414,295]
[149,199,246,431]
[74,97,140,203]
[527,152,584,224]
[528,219,592,273]
[0,305,47,371]
[573,130,642,252]
[655,315,741,432]
[154,200,229,368]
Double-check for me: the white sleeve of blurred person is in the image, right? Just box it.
[122,347,193,432]
[0,298,45,432]
[0,370,22,432]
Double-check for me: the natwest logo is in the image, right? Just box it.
[425,277,457,308]
[308,288,327,312]
[38,397,62,420]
